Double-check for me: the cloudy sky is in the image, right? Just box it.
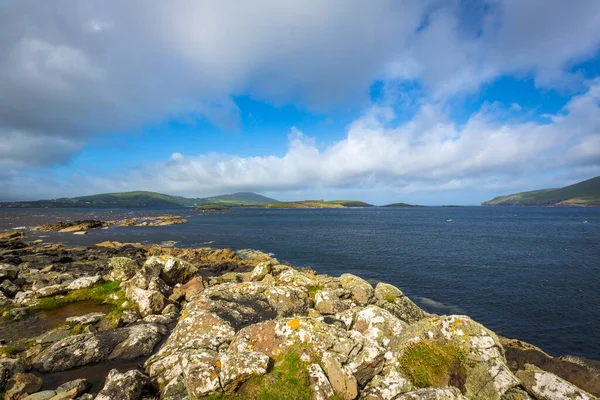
[1,0,600,205]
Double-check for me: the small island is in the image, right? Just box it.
[382,202,422,207]
[243,200,371,209]
[195,205,230,211]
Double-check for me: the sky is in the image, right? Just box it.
[1,0,600,205]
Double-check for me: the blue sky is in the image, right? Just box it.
[1,1,600,205]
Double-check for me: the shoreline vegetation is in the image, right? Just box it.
[0,230,599,399]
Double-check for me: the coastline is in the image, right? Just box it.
[1,231,598,399]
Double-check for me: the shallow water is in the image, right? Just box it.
[0,302,113,344]
[1,206,599,359]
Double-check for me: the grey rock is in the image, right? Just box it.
[56,378,91,396]
[95,369,150,400]
[516,366,597,400]
[339,273,374,305]
[22,390,57,400]
[65,312,105,325]
[33,324,164,373]
[0,279,20,297]
[308,363,335,400]
[108,257,138,282]
[5,373,43,400]
[0,264,19,280]
[66,276,101,290]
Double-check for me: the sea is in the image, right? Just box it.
[1,206,599,360]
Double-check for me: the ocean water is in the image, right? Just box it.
[1,206,599,359]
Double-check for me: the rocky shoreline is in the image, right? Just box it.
[32,216,188,234]
[0,230,598,400]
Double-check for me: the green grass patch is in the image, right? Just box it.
[307,284,324,299]
[0,345,17,357]
[205,352,343,400]
[34,280,124,311]
[400,339,467,390]
[385,294,396,303]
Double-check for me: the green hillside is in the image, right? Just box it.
[69,191,194,207]
[482,176,600,206]
[1,191,278,208]
[196,192,277,206]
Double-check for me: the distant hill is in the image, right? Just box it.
[0,191,278,208]
[482,176,600,206]
[196,192,277,206]
[382,202,421,207]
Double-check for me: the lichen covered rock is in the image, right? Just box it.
[516,365,597,400]
[96,369,150,400]
[374,282,427,323]
[33,323,165,373]
[339,273,374,305]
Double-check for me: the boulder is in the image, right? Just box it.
[55,378,91,397]
[265,285,310,316]
[361,363,414,400]
[145,255,198,286]
[125,286,167,317]
[33,323,165,373]
[144,299,236,397]
[0,358,26,390]
[395,387,468,399]
[502,337,600,397]
[22,390,57,400]
[5,373,42,400]
[0,279,20,297]
[516,366,597,400]
[277,269,318,289]
[14,290,38,306]
[65,312,105,325]
[374,282,427,323]
[218,351,270,392]
[308,363,335,400]
[66,275,101,290]
[0,264,19,280]
[351,305,408,349]
[339,273,374,305]
[108,257,138,281]
[249,262,272,281]
[36,284,67,298]
[170,276,204,302]
[96,369,150,400]
[322,352,358,400]
[315,289,346,315]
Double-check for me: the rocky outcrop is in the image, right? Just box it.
[502,337,600,397]
[0,236,597,400]
[517,365,597,400]
[32,323,165,373]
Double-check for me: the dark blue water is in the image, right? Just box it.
[2,206,599,359]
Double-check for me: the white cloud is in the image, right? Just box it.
[1,0,600,202]
[7,78,595,203]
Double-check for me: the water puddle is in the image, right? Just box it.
[0,301,114,344]
[38,358,144,394]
